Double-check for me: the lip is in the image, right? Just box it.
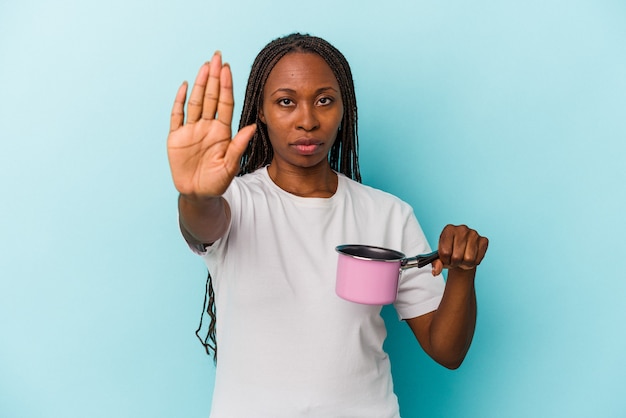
[292,138,322,146]
[291,138,323,155]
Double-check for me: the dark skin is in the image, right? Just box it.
[409,225,488,369]
[259,53,343,198]
[167,51,489,370]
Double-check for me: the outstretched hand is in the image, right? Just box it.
[431,224,489,276]
[167,51,257,198]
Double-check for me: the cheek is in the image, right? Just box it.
[264,115,285,137]
[263,119,286,149]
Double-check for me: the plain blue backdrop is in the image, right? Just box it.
[1,0,625,417]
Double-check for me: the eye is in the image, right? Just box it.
[278,98,293,106]
[317,97,333,106]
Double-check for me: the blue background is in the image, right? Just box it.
[1,1,625,417]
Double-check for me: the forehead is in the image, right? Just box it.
[264,52,339,92]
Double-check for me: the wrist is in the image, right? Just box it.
[179,192,222,204]
[178,194,227,217]
[446,267,477,283]
[178,194,230,245]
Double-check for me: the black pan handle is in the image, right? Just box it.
[400,250,439,270]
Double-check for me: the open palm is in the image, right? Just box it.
[167,52,256,198]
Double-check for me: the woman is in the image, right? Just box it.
[167,33,488,418]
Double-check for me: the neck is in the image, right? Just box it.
[267,161,338,198]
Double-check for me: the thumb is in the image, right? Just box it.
[225,124,257,168]
[431,259,444,276]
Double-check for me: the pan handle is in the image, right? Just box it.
[400,250,439,270]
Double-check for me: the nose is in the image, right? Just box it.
[296,104,319,131]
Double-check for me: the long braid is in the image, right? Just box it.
[195,271,217,360]
[199,33,361,361]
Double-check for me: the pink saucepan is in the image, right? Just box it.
[335,244,439,305]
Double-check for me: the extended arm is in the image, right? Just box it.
[167,51,256,245]
[406,224,488,369]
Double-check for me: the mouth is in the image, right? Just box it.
[291,138,323,155]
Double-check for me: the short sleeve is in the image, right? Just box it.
[393,210,445,320]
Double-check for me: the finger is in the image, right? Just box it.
[453,228,487,270]
[187,62,210,123]
[202,51,222,120]
[437,224,455,267]
[450,226,482,269]
[450,230,468,269]
[474,236,489,266]
[439,224,473,269]
[216,63,235,125]
[224,124,256,173]
[169,82,188,133]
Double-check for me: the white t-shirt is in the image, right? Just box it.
[199,167,444,418]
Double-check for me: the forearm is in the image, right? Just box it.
[178,194,230,245]
[427,268,477,369]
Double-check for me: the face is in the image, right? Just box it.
[259,52,344,172]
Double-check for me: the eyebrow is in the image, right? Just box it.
[269,86,339,96]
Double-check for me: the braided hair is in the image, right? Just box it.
[197,33,361,361]
[240,32,361,181]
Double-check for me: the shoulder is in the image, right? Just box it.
[226,167,271,198]
[234,167,269,187]
[339,175,413,211]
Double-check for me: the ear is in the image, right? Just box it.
[258,107,266,124]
